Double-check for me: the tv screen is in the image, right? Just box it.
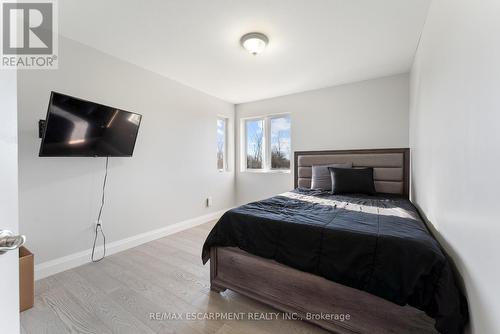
[39,92,142,157]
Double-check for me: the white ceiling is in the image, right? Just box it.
[59,0,431,104]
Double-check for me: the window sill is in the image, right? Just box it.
[241,169,291,174]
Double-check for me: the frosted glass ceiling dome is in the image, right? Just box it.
[240,32,269,55]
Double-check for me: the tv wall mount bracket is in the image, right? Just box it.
[38,119,46,139]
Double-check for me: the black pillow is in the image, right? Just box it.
[328,167,376,195]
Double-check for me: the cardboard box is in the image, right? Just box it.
[19,246,34,312]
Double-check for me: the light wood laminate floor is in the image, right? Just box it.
[21,221,329,334]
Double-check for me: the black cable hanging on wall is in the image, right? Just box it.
[92,156,108,262]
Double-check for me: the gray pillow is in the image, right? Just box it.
[311,163,353,190]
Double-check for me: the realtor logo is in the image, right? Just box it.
[1,0,58,69]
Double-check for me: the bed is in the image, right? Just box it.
[202,148,467,334]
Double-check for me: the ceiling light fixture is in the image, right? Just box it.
[240,32,269,55]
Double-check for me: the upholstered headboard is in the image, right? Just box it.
[294,148,410,198]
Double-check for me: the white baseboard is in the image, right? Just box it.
[34,209,227,280]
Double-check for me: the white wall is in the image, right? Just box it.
[235,74,409,204]
[410,1,500,333]
[18,36,235,265]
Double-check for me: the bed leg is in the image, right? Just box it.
[209,247,226,293]
[210,283,227,293]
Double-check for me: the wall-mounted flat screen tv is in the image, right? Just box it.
[39,92,142,157]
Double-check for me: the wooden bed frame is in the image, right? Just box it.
[209,148,437,334]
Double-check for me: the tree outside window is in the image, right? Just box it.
[217,118,227,170]
[246,119,264,169]
[270,116,291,169]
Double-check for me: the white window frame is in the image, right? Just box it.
[241,113,291,173]
[217,117,228,172]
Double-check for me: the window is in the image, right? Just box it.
[245,119,264,169]
[217,118,227,171]
[270,116,291,169]
[243,114,291,171]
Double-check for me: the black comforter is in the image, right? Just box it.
[202,189,468,334]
